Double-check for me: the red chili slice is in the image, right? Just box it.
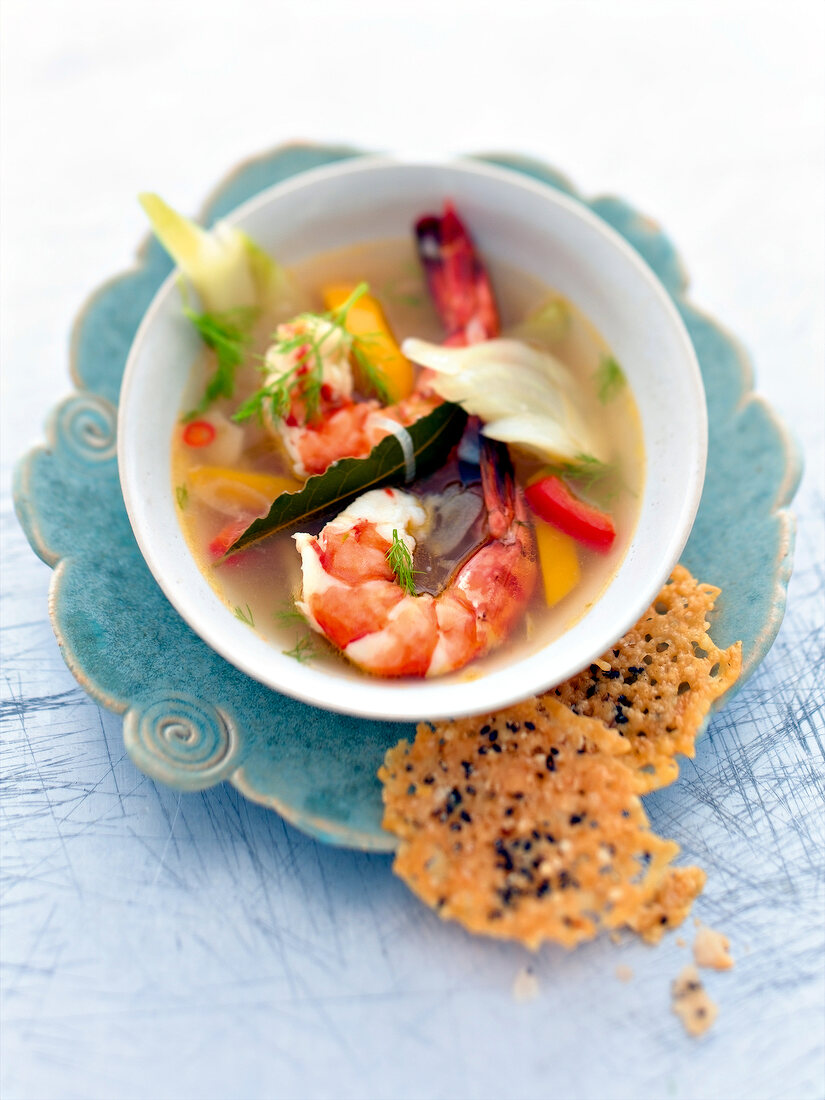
[525,475,616,552]
[182,420,216,447]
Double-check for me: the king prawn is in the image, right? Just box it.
[144,193,645,680]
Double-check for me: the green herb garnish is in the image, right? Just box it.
[594,355,626,404]
[386,528,418,596]
[544,453,613,490]
[183,306,257,420]
[233,604,255,627]
[273,601,306,626]
[283,636,319,663]
[175,484,188,509]
[233,282,390,427]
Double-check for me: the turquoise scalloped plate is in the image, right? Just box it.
[14,145,802,851]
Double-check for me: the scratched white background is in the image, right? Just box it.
[2,2,823,1098]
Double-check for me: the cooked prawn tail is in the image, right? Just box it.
[479,433,516,540]
[415,202,500,346]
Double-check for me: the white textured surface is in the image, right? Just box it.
[1,2,823,1099]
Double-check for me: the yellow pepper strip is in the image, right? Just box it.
[323,284,414,403]
[187,467,299,518]
[534,520,580,607]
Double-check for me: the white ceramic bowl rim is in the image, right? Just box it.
[118,155,707,721]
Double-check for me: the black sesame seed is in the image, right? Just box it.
[488,729,498,742]
[585,685,597,699]
[461,760,473,778]
[494,839,514,872]
[524,721,535,731]
[615,713,629,725]
[618,694,632,707]
[444,787,462,814]
[491,743,502,753]
[460,810,472,823]
[605,670,621,679]
[480,724,491,736]
[569,814,583,825]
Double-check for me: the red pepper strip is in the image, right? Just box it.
[525,476,616,553]
[182,420,216,447]
[209,518,251,565]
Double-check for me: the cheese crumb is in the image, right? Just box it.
[512,966,539,1003]
[693,922,734,971]
[671,964,718,1037]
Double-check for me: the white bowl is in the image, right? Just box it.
[118,156,706,722]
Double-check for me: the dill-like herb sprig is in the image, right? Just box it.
[183,306,257,420]
[233,282,391,427]
[273,601,306,626]
[594,355,626,404]
[386,529,418,596]
[233,604,255,627]
[283,636,319,663]
[175,484,189,509]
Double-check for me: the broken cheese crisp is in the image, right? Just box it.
[550,565,742,792]
[380,698,705,950]
[671,964,718,1037]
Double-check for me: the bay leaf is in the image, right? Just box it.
[226,402,468,554]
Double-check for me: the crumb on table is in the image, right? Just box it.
[512,966,539,1002]
[671,964,718,1037]
[693,922,734,971]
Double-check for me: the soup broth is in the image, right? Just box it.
[171,238,645,682]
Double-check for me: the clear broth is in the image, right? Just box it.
[171,238,645,683]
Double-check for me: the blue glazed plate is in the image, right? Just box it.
[14,144,803,851]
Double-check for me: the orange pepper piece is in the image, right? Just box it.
[323,284,414,403]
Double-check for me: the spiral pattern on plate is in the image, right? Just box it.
[123,693,238,789]
[55,393,118,462]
